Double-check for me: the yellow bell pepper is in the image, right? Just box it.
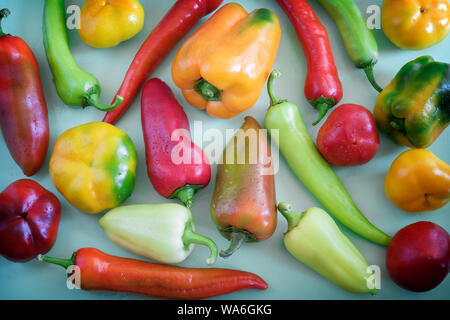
[78,0,144,48]
[171,3,281,119]
[384,149,450,213]
[382,0,450,50]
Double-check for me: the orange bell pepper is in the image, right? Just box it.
[384,149,450,213]
[382,0,450,50]
[171,3,281,119]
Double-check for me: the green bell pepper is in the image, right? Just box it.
[278,203,377,294]
[43,0,122,111]
[99,203,218,265]
[374,55,449,148]
[264,70,391,246]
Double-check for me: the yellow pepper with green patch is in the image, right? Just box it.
[49,122,137,214]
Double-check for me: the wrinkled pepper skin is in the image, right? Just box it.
[265,70,391,246]
[172,3,281,118]
[39,248,268,299]
[49,122,137,214]
[317,0,382,92]
[141,78,211,208]
[0,9,49,176]
[211,116,277,257]
[374,56,449,148]
[99,203,218,265]
[385,149,450,213]
[79,0,144,48]
[382,0,450,50]
[278,203,377,295]
[43,0,123,111]
[0,179,61,262]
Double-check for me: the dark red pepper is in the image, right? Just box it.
[141,78,211,208]
[276,0,343,125]
[0,9,49,176]
[103,0,224,124]
[39,247,268,300]
[0,179,61,262]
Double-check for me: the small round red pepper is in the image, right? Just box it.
[0,179,61,262]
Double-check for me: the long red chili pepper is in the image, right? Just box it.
[103,0,224,124]
[39,248,268,299]
[276,0,343,125]
[141,78,210,208]
[0,8,49,176]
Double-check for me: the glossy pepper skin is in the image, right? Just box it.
[265,70,391,246]
[317,0,383,92]
[172,3,281,119]
[99,204,218,265]
[374,56,449,148]
[141,78,211,208]
[385,149,450,213]
[39,248,268,299]
[382,0,450,50]
[43,0,123,111]
[49,122,137,214]
[276,0,343,125]
[78,0,144,48]
[0,9,49,176]
[0,179,61,262]
[103,0,224,124]
[211,116,277,257]
[278,203,377,294]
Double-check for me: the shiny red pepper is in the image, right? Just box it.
[0,179,61,262]
[103,0,224,124]
[141,78,211,208]
[276,0,343,125]
[0,9,49,176]
[39,248,268,299]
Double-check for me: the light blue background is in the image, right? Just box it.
[0,0,448,300]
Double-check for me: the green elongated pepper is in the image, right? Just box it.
[317,0,382,92]
[99,203,218,265]
[264,70,391,246]
[43,0,122,111]
[278,203,377,294]
[374,55,449,148]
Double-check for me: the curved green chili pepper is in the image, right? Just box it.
[43,0,122,111]
[264,70,391,246]
[317,0,383,92]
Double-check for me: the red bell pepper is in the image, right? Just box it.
[0,9,49,176]
[103,0,224,124]
[276,0,343,125]
[0,179,61,262]
[39,248,268,299]
[141,78,211,208]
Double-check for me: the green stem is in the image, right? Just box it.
[182,221,218,265]
[219,232,247,258]
[277,202,304,233]
[267,69,287,107]
[364,65,383,93]
[0,8,11,36]
[312,102,331,126]
[170,185,202,208]
[37,252,76,269]
[84,93,123,112]
[194,79,221,101]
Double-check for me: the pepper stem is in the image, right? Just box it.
[219,232,247,258]
[310,97,335,126]
[84,94,123,112]
[364,66,383,93]
[267,70,287,107]
[194,79,221,101]
[277,202,305,233]
[182,221,218,265]
[37,252,76,269]
[170,185,202,208]
[0,8,11,36]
